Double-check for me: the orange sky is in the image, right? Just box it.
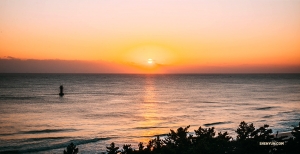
[0,0,300,73]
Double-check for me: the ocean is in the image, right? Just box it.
[0,74,299,153]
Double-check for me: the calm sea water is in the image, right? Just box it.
[0,74,300,153]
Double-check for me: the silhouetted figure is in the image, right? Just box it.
[59,85,64,96]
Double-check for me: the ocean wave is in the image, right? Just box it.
[255,107,275,110]
[20,129,77,134]
[135,133,169,138]
[154,133,169,137]
[204,121,232,127]
[256,97,277,100]
[143,101,163,103]
[70,137,110,145]
[0,137,110,153]
[278,111,294,114]
[262,115,274,118]
[24,136,70,142]
[134,126,168,130]
[0,133,15,136]
[0,96,39,100]
[202,101,219,104]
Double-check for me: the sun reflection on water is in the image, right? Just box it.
[137,76,165,141]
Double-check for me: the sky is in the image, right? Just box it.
[1,0,300,73]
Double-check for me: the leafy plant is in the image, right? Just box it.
[107,142,119,154]
[63,142,78,154]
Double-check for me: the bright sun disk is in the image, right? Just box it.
[148,58,153,64]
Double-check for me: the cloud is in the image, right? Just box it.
[1,56,20,60]
[0,58,299,73]
[0,59,136,73]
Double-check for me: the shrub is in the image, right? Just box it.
[63,142,78,154]
[107,142,119,154]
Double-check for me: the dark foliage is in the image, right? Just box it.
[233,122,275,154]
[64,121,300,154]
[121,144,133,154]
[63,142,78,154]
[106,142,119,154]
[138,142,144,151]
[284,122,300,154]
[162,125,193,153]
[236,121,255,140]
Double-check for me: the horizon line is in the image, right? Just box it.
[1,72,300,75]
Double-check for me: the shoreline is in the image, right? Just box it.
[272,131,293,139]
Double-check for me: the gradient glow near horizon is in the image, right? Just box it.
[1,0,300,73]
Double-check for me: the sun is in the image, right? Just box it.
[147,58,153,64]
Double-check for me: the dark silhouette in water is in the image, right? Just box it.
[59,85,64,96]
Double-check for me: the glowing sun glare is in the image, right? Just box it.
[147,59,153,64]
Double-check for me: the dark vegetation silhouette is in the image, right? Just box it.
[107,142,119,154]
[65,121,300,154]
[63,142,78,154]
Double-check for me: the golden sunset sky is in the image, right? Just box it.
[1,0,299,73]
